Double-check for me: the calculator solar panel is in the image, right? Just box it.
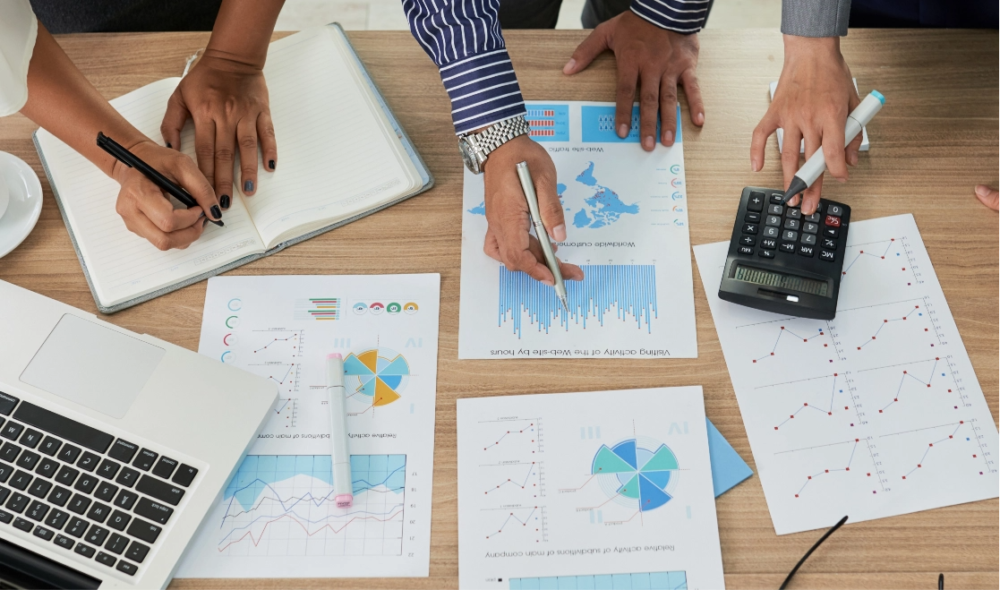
[719,187,850,320]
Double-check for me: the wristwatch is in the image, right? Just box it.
[457,114,531,174]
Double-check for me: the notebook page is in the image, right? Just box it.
[35,78,265,309]
[244,27,420,248]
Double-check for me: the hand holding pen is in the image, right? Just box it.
[99,133,224,250]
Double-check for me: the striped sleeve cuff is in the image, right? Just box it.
[630,0,710,34]
[440,49,526,135]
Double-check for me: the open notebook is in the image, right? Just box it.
[34,24,432,313]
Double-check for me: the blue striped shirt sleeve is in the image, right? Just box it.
[402,0,526,135]
[630,0,710,33]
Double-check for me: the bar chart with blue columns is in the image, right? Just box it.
[460,101,697,359]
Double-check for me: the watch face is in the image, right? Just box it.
[458,137,480,174]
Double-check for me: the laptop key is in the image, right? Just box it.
[136,475,184,506]
[125,540,149,563]
[55,465,79,486]
[74,473,98,494]
[95,552,116,567]
[0,509,12,524]
[9,470,31,491]
[19,429,42,449]
[44,508,69,530]
[85,523,110,546]
[35,458,59,479]
[0,392,18,416]
[0,463,11,483]
[116,560,138,576]
[105,532,129,555]
[108,439,138,464]
[0,422,23,441]
[114,489,138,511]
[15,450,39,471]
[107,510,131,531]
[38,436,61,457]
[6,492,30,513]
[97,459,120,480]
[134,497,173,525]
[67,493,91,515]
[116,466,139,488]
[57,444,81,464]
[65,516,88,538]
[32,525,54,541]
[77,452,100,473]
[126,517,161,544]
[28,479,52,499]
[12,402,114,454]
[26,500,49,521]
[74,543,96,558]
[13,516,33,532]
[0,486,8,505]
[86,502,111,523]
[0,442,20,463]
[54,534,75,550]
[152,457,178,479]
[172,464,198,487]
[47,486,71,507]
[94,482,118,503]
[133,449,158,472]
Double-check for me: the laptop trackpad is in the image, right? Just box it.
[20,314,165,420]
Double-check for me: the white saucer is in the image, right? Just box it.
[0,151,43,259]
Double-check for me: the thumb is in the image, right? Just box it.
[534,167,567,242]
[160,90,190,151]
[564,26,609,75]
[975,185,999,211]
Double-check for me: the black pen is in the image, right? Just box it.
[96,132,223,227]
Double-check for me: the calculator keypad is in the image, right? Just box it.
[732,191,848,265]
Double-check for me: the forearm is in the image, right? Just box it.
[781,0,851,37]
[19,24,146,177]
[629,0,710,33]
[205,0,285,69]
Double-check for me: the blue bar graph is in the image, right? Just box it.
[498,264,657,337]
[509,571,687,590]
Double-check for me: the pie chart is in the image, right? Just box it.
[591,438,679,512]
[343,348,410,406]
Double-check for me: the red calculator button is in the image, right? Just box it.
[824,215,841,227]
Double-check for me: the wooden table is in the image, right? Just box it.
[0,28,996,589]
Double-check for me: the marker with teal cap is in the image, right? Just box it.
[781,90,885,203]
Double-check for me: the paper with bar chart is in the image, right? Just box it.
[456,387,724,590]
[694,214,999,535]
[459,101,696,359]
[176,274,440,578]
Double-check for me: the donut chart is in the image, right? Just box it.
[343,348,410,406]
[591,439,679,512]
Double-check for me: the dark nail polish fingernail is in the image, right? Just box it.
[166,142,172,149]
[268,160,275,170]
[244,180,254,193]
[220,194,231,209]
[211,205,222,219]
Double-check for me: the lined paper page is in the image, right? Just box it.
[246,27,421,247]
[36,78,265,308]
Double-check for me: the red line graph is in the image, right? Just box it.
[483,423,536,451]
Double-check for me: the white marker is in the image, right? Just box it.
[782,90,885,203]
[327,353,353,508]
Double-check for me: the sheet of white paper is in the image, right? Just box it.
[693,214,999,535]
[176,274,440,577]
[459,102,697,359]
[457,387,724,590]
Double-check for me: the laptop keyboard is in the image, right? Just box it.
[0,391,198,579]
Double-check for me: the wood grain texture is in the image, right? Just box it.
[0,29,996,589]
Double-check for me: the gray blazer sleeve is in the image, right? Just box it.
[781,0,852,37]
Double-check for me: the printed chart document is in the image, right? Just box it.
[176,274,440,578]
[457,387,724,590]
[459,102,696,359]
[694,214,999,535]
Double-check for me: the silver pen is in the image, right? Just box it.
[516,161,569,312]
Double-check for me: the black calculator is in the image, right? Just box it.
[718,187,851,320]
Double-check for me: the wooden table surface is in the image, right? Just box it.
[0,28,997,589]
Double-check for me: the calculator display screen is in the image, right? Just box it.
[733,264,830,297]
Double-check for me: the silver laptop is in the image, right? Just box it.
[0,280,277,589]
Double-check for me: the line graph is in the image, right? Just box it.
[498,264,657,337]
[775,437,882,498]
[755,373,858,431]
[215,454,405,557]
[735,316,841,365]
[482,506,547,542]
[841,237,919,287]
[481,461,543,498]
[479,418,542,455]
[271,398,298,428]
[831,297,943,360]
[877,420,992,480]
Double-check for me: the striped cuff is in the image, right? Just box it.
[630,0,710,34]
[440,49,527,135]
